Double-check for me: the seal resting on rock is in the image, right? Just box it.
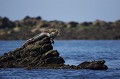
[23,29,59,46]
[0,29,108,70]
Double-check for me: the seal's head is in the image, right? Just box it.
[42,29,59,38]
[50,29,59,38]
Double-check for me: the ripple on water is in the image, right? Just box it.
[0,40,120,79]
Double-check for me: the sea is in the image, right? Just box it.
[0,40,120,79]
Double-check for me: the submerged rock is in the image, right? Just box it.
[0,32,108,70]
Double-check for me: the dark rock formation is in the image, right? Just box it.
[0,36,65,68]
[0,17,15,29]
[78,60,108,70]
[80,22,92,26]
[0,34,108,70]
[67,21,79,28]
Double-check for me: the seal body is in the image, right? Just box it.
[23,29,59,46]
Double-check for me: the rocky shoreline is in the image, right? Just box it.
[0,16,120,40]
[0,34,108,70]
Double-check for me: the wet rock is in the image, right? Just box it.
[42,44,53,52]
[0,33,108,70]
[0,34,65,69]
[78,60,108,70]
[42,50,59,60]
[44,57,65,64]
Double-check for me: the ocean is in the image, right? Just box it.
[0,40,120,79]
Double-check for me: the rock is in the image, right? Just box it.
[78,60,108,70]
[0,32,108,70]
[0,33,65,69]
[44,57,65,64]
[0,17,15,29]
[49,20,67,28]
[42,50,59,60]
[67,21,78,28]
[93,20,108,26]
[36,22,49,28]
[80,22,92,26]
[13,27,21,32]
[42,44,53,52]
[21,16,42,27]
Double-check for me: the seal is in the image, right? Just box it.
[23,29,59,46]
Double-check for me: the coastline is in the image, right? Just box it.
[0,16,120,40]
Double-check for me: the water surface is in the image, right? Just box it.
[0,40,120,79]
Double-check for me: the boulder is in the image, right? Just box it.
[78,60,108,70]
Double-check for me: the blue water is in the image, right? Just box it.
[0,40,120,79]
